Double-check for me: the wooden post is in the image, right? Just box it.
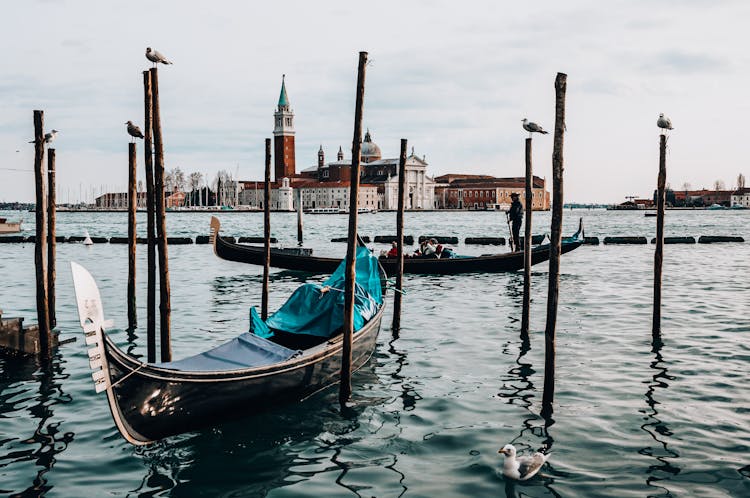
[542,72,567,416]
[127,142,137,330]
[653,135,667,337]
[47,148,56,329]
[392,138,408,335]
[340,51,368,407]
[33,110,51,357]
[151,67,171,362]
[262,138,271,320]
[143,70,156,363]
[296,188,304,246]
[520,138,533,338]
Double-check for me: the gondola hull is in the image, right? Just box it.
[211,220,583,275]
[99,314,382,444]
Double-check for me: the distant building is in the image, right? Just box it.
[666,189,732,207]
[434,175,550,210]
[95,192,146,209]
[731,187,750,207]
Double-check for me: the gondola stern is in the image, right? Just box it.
[210,216,221,255]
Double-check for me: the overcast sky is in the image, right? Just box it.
[1,0,748,203]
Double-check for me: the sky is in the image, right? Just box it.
[1,0,749,204]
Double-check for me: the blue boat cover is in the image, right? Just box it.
[154,332,299,371]
[252,246,383,338]
[154,247,382,372]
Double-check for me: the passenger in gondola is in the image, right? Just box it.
[386,241,398,258]
[422,239,437,257]
[507,192,523,252]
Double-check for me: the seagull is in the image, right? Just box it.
[146,47,172,66]
[28,129,59,145]
[498,444,550,481]
[125,121,144,141]
[657,113,674,131]
[522,119,548,135]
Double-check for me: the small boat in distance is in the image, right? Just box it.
[305,207,344,214]
[70,246,387,445]
[211,216,585,275]
[0,218,22,234]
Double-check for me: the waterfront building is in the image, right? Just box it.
[433,174,550,210]
[273,75,296,182]
[730,187,750,207]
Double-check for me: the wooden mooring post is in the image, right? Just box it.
[33,110,51,357]
[653,134,667,338]
[520,137,532,338]
[391,138,408,335]
[127,142,137,330]
[150,67,171,362]
[143,70,156,363]
[47,148,56,329]
[296,188,304,246]
[340,51,368,407]
[542,72,567,416]
[262,138,271,320]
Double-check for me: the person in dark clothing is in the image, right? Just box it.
[507,192,523,252]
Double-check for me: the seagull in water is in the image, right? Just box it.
[125,121,144,141]
[498,444,550,481]
[28,129,59,145]
[146,47,172,66]
[522,118,548,135]
[657,113,674,131]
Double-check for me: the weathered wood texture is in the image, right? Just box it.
[653,134,667,337]
[340,51,368,406]
[47,148,56,329]
[262,138,271,320]
[151,67,171,362]
[128,142,137,330]
[521,137,532,337]
[33,110,51,357]
[542,72,567,414]
[392,138,408,334]
[297,188,304,245]
[143,70,156,363]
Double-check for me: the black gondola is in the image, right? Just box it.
[71,248,387,446]
[210,216,584,275]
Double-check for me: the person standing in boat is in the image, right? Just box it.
[507,192,523,252]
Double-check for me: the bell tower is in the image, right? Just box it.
[273,75,296,181]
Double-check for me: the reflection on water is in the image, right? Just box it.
[0,355,73,497]
[639,339,679,497]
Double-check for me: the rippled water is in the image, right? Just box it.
[1,209,748,497]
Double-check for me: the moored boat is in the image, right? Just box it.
[71,246,386,445]
[0,218,22,234]
[210,216,584,275]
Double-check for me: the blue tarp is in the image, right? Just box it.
[252,246,383,338]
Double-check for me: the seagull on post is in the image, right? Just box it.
[146,47,172,66]
[522,118,548,136]
[499,444,550,481]
[657,113,674,131]
[126,121,144,141]
[28,129,59,145]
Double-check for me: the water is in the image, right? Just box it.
[1,209,748,497]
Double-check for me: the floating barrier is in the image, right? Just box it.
[650,236,695,244]
[0,236,25,243]
[374,235,414,245]
[167,237,193,245]
[583,237,600,245]
[518,235,545,245]
[698,235,744,243]
[331,236,371,243]
[465,237,505,245]
[221,236,236,243]
[603,236,648,244]
[195,235,210,244]
[418,235,459,244]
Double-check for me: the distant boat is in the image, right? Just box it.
[707,204,726,210]
[0,217,22,234]
[729,204,748,210]
[305,207,344,214]
[644,212,657,217]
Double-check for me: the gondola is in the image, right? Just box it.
[71,246,386,446]
[210,216,585,275]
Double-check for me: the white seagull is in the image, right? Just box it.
[28,129,59,145]
[522,118,548,135]
[146,47,172,66]
[498,444,550,481]
[657,113,674,131]
[125,121,144,141]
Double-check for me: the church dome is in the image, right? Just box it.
[361,129,381,163]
